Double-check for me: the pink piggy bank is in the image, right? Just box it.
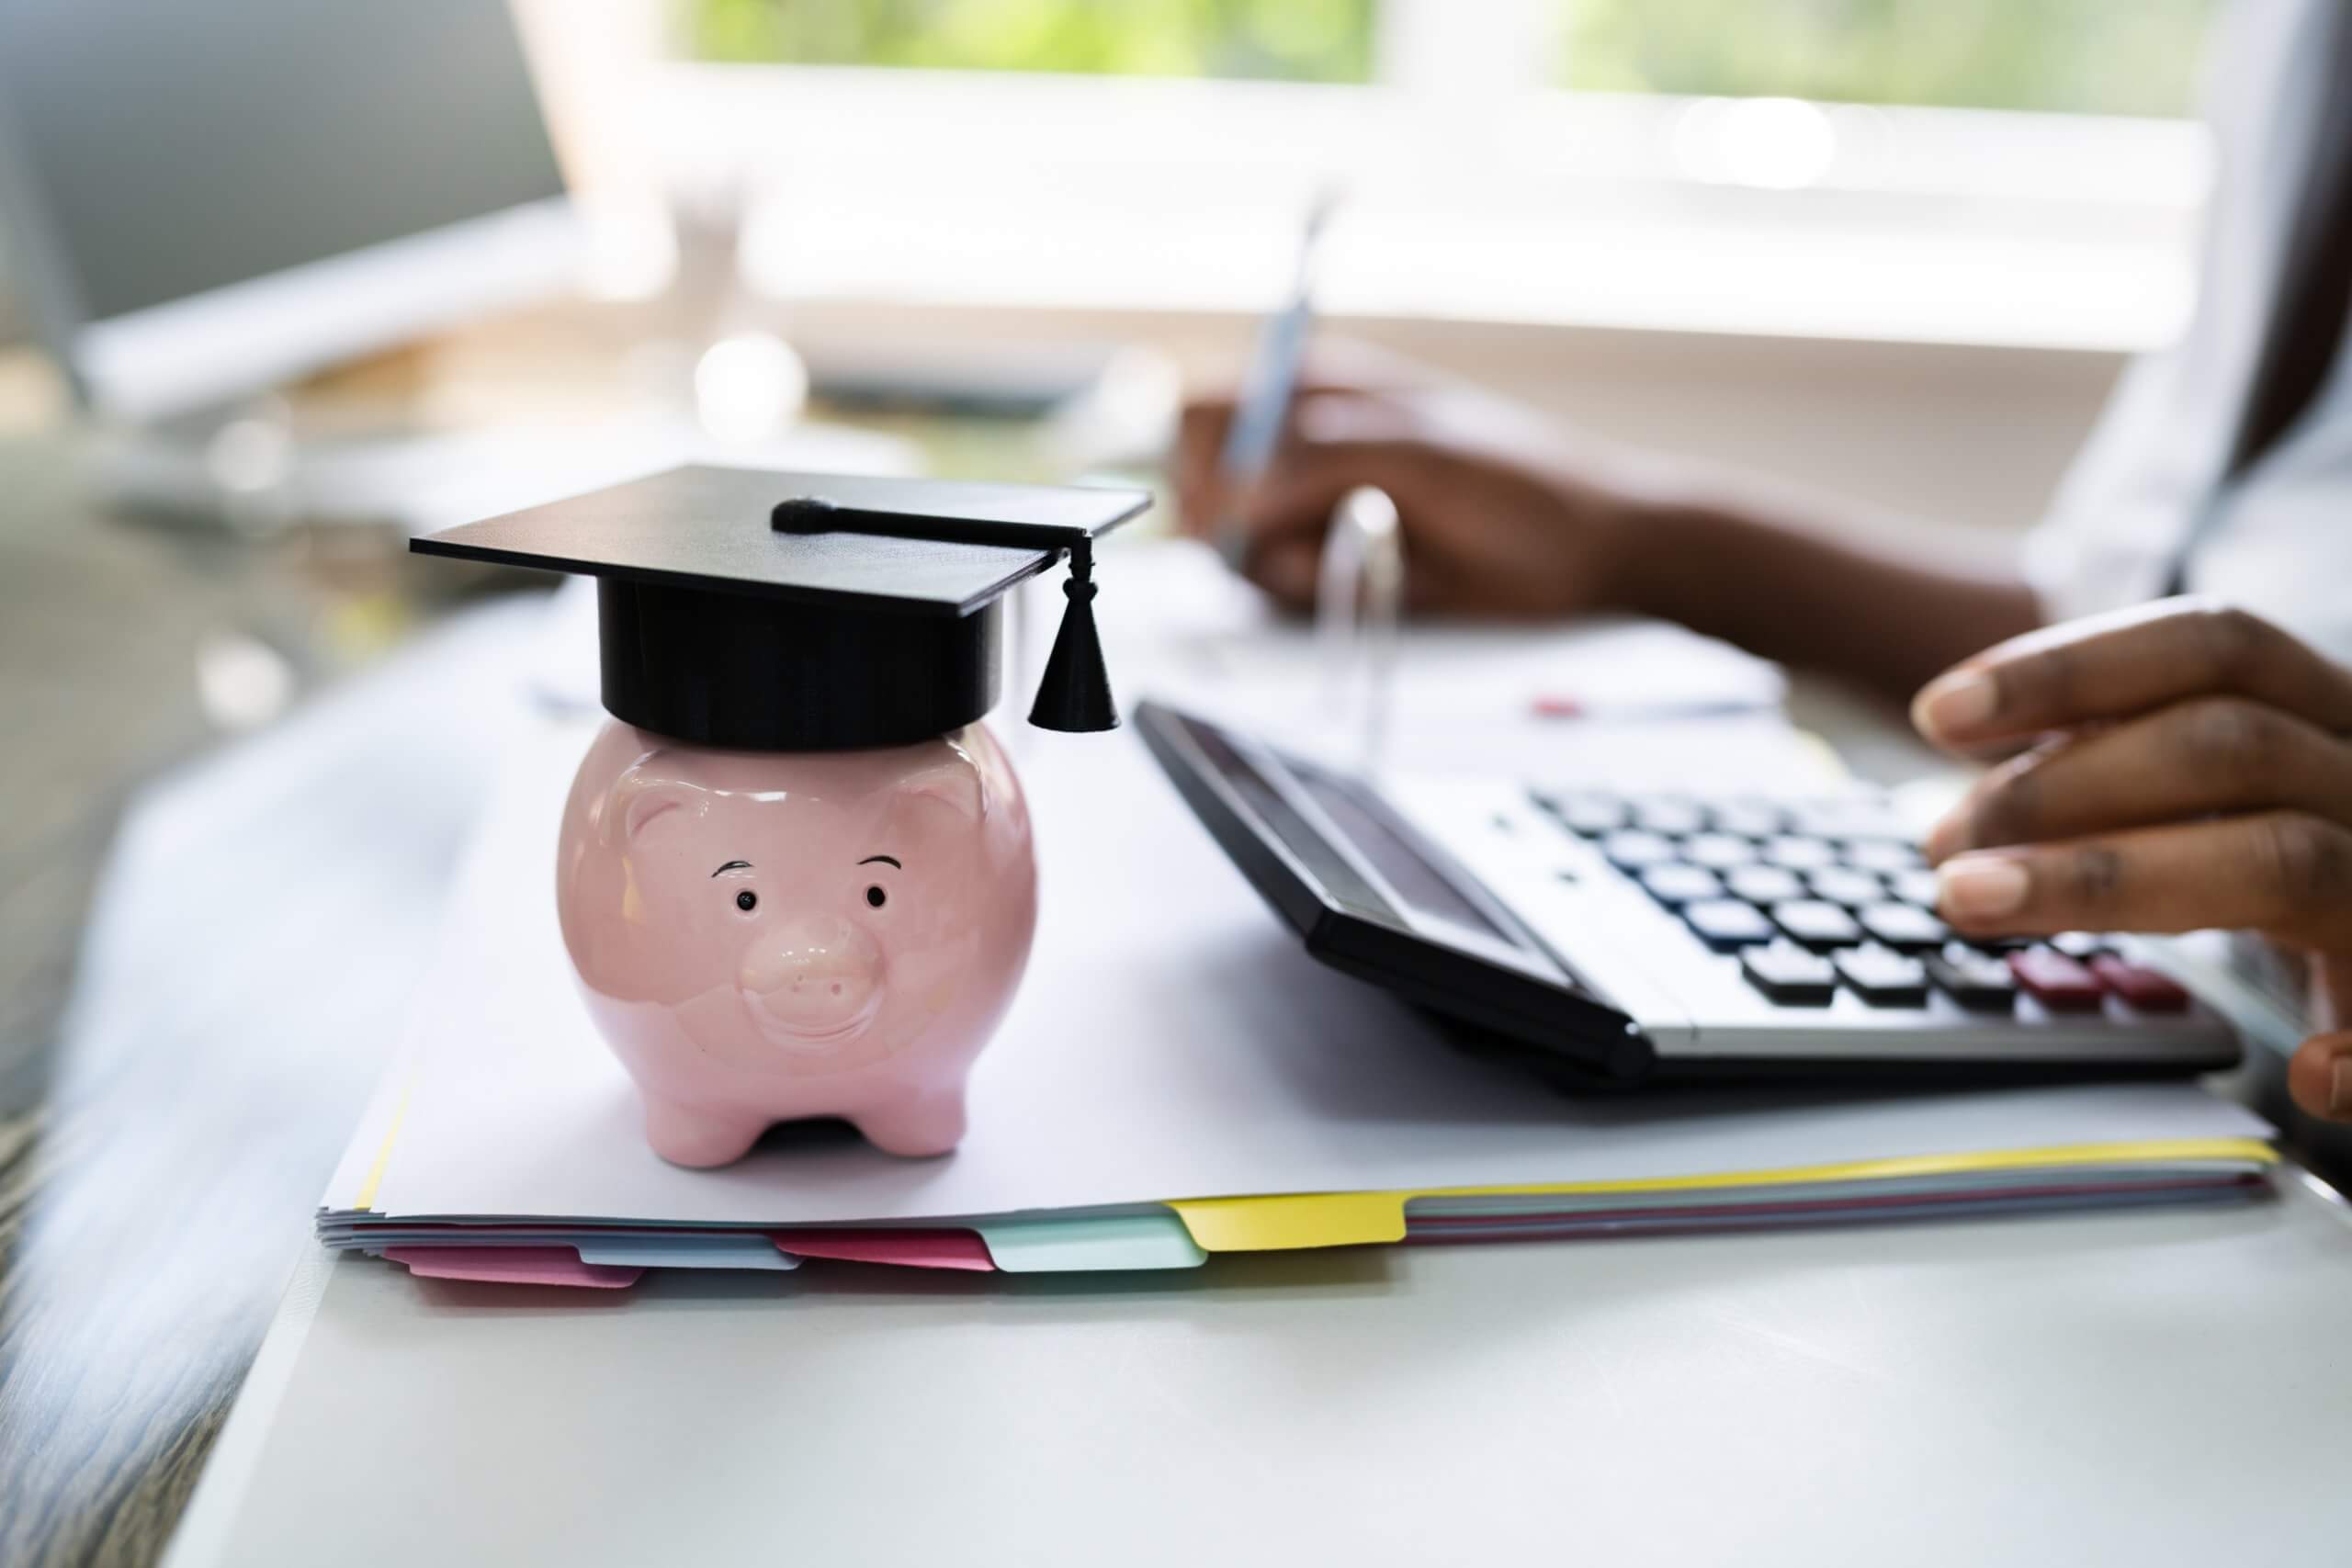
[556,717,1037,1167]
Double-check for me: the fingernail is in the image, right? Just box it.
[1921,811,1971,863]
[1938,855,2030,920]
[2332,1057,2352,1116]
[1912,669,1997,738]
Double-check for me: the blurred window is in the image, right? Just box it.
[679,0,2217,115]
[1555,0,2219,118]
[659,0,2222,351]
[684,0,1376,82]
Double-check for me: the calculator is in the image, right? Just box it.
[1136,700,2240,1088]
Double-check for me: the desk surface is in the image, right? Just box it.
[4,423,2349,1568]
[0,404,1051,1568]
[178,1176,2352,1567]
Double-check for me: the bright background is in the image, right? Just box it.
[0,0,2232,531]
[645,0,2218,351]
[437,0,2201,537]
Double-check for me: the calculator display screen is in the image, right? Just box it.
[1141,701,1613,1036]
[1288,766,1520,952]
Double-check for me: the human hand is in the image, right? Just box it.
[1912,599,2352,1122]
[1169,366,1679,616]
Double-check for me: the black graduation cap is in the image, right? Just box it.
[412,465,1151,750]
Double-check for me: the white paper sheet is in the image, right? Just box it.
[324,715,2267,1231]
[1091,539,1805,782]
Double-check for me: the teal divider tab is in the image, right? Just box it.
[977,1212,1209,1272]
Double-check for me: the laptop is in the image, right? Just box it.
[1136,699,2240,1089]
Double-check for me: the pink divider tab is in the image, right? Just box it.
[766,1228,996,1271]
[386,1247,644,1289]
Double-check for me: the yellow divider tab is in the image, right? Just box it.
[352,1078,413,1213]
[1163,1136,2276,1254]
[1168,1192,1408,1251]
[1419,1136,2279,1201]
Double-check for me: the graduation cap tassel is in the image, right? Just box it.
[1028,540,1118,733]
[764,485,1139,737]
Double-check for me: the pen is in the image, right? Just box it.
[1214,190,1335,569]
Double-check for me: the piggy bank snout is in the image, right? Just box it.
[738,913,883,1041]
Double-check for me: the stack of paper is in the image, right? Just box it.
[317,716,2274,1290]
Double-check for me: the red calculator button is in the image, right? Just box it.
[2088,954,2190,1012]
[2007,947,2105,1010]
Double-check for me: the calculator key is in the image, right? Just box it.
[1857,902,1950,951]
[1740,941,1838,1004]
[2007,947,2106,1010]
[1791,801,1907,842]
[1710,801,1787,840]
[1804,866,1884,908]
[1724,864,1805,906]
[1601,830,1678,870]
[1832,945,1929,1006]
[1551,792,1628,836]
[2051,931,2112,960]
[1957,933,2032,954]
[1684,898,1778,951]
[1770,898,1862,948]
[1889,868,1942,908]
[1684,832,1757,870]
[1639,863,1724,907]
[1843,839,1926,874]
[2089,954,2190,1012]
[1762,836,1837,871]
[1926,948,2018,1011]
[1631,796,1706,837]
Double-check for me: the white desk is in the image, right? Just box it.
[146,570,2352,1565]
[178,1173,2352,1566]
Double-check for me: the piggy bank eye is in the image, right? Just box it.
[865,885,887,909]
[735,890,758,913]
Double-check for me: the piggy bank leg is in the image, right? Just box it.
[642,1096,770,1168]
[853,1088,969,1158]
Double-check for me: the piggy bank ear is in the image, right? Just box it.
[895,761,985,821]
[606,774,697,847]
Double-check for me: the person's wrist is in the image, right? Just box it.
[1590,491,1708,621]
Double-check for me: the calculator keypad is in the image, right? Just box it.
[1531,785,2177,1018]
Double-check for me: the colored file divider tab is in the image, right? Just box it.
[356,1228,803,1271]
[1413,1136,2280,1202]
[384,1247,643,1289]
[976,1213,1208,1272]
[767,1228,997,1271]
[1163,1138,2276,1255]
[1168,1191,1408,1251]
[352,1077,413,1212]
[572,1235,800,1271]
